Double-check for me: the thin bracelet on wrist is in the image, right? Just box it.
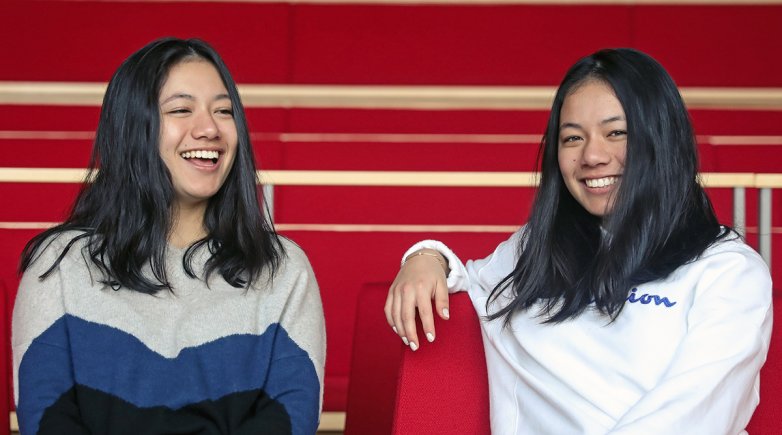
[403,251,447,269]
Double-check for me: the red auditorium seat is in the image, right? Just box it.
[348,283,778,434]
[345,283,489,435]
[343,283,404,434]
[745,293,781,434]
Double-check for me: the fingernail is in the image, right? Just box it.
[443,308,450,319]
[426,332,435,342]
[410,341,419,351]
[392,326,398,334]
[402,336,409,346]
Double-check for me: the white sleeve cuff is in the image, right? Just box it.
[401,240,469,293]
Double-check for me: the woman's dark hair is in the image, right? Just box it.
[488,48,727,323]
[20,37,284,293]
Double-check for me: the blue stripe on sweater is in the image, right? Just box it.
[18,315,319,435]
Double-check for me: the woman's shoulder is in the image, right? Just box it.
[24,229,93,272]
[278,237,311,267]
[268,237,316,285]
[693,232,771,288]
[701,232,766,266]
[251,236,321,301]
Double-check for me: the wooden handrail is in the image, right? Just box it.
[698,173,757,188]
[756,173,782,188]
[1,168,781,188]
[2,82,782,110]
[2,131,782,146]
[261,170,541,186]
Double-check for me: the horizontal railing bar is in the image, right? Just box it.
[756,173,782,188]
[262,170,541,186]
[3,130,782,146]
[0,167,87,183]
[2,168,781,187]
[2,82,781,110]
[699,173,757,188]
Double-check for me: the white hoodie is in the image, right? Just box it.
[405,231,772,435]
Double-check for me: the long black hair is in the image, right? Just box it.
[488,48,727,324]
[20,37,284,293]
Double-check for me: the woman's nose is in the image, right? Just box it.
[581,136,610,166]
[192,111,220,140]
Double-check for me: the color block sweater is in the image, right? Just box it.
[13,233,325,435]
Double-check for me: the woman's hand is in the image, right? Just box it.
[384,249,450,351]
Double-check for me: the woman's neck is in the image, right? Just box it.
[169,202,208,248]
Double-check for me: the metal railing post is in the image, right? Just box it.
[758,187,772,265]
[733,187,746,237]
[263,184,275,225]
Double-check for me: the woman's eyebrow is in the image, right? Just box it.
[160,93,231,104]
[160,93,193,104]
[601,115,625,124]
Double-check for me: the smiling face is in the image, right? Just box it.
[158,59,238,211]
[557,80,627,217]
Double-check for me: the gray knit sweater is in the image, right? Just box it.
[13,233,326,435]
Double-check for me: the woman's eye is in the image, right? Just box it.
[167,108,191,114]
[608,130,627,137]
[561,135,581,144]
[216,108,234,116]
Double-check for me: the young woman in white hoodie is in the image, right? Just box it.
[385,48,772,434]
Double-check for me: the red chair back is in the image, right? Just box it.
[345,283,490,435]
[391,290,490,435]
[344,283,404,435]
[746,294,781,434]
[347,284,779,434]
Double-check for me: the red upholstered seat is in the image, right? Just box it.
[345,283,489,435]
[344,283,404,434]
[392,291,490,434]
[745,294,781,434]
[346,283,778,434]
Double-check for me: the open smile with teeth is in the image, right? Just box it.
[584,176,619,188]
[181,150,220,164]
